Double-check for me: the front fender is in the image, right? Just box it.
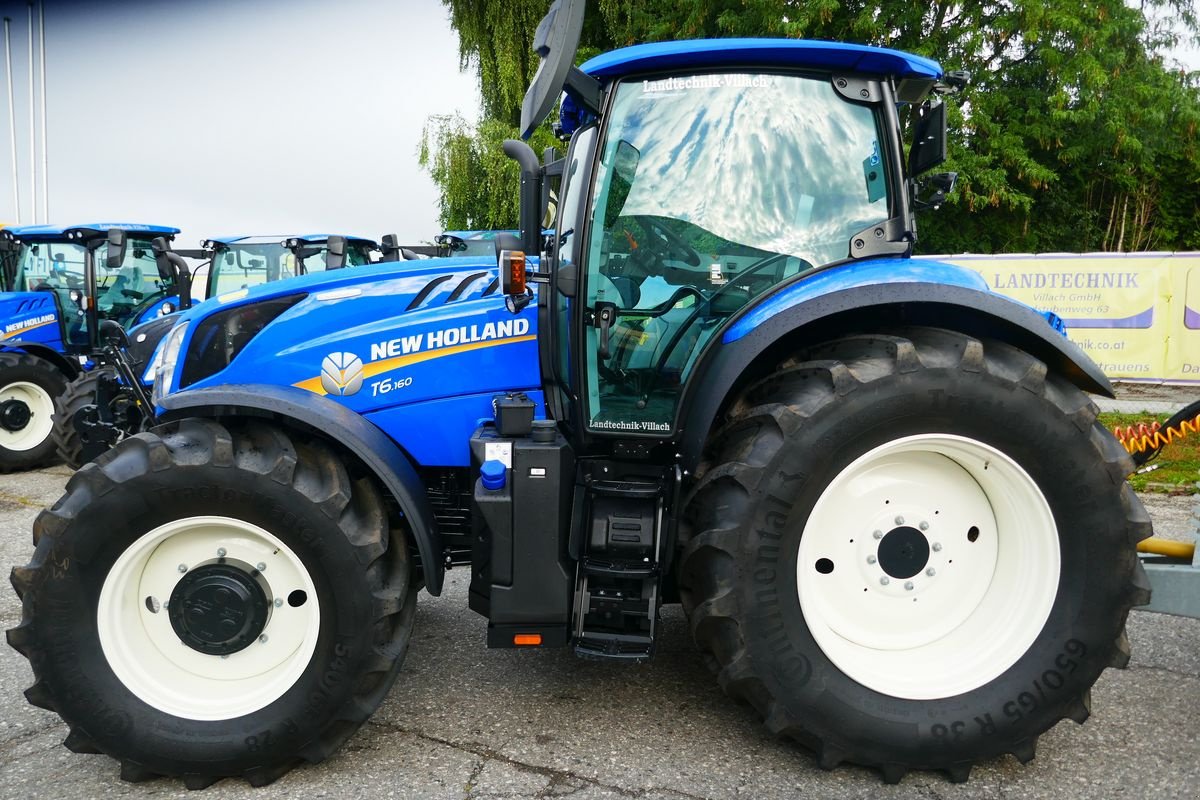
[678,263,1113,470]
[157,383,444,595]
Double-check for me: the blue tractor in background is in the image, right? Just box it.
[52,232,380,468]
[0,223,183,471]
[9,0,1149,788]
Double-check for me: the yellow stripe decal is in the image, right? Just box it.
[294,334,537,396]
[0,319,55,340]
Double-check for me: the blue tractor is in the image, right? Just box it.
[9,0,1148,787]
[52,233,380,468]
[0,223,183,470]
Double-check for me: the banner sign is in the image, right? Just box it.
[922,253,1200,384]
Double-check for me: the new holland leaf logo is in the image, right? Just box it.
[320,352,364,396]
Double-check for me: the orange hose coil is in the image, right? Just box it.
[1114,412,1200,455]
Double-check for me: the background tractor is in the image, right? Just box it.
[0,223,182,471]
[52,232,380,468]
[8,0,1149,788]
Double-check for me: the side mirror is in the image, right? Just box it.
[326,236,347,270]
[105,229,128,270]
[380,234,400,262]
[908,101,947,175]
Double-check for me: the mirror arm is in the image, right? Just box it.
[564,66,603,115]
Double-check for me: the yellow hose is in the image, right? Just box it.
[1137,537,1196,560]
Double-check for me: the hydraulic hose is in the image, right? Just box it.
[1137,537,1196,560]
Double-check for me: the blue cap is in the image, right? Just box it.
[481,459,507,491]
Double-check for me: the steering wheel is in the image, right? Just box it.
[640,217,701,266]
[121,289,145,300]
[643,253,802,397]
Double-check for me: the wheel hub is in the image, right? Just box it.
[0,398,31,432]
[168,563,270,655]
[877,526,930,579]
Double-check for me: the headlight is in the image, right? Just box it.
[152,321,190,404]
[142,337,167,385]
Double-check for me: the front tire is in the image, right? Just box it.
[679,328,1151,782]
[0,352,67,472]
[8,419,417,787]
[52,366,145,470]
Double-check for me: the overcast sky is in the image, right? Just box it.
[0,0,480,247]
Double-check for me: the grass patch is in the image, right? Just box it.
[1098,411,1200,494]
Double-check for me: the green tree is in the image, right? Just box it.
[427,0,1200,251]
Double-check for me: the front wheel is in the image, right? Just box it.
[8,419,417,787]
[0,352,67,472]
[680,328,1151,782]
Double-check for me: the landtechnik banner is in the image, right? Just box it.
[924,253,1200,384]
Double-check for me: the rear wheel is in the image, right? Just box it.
[8,419,417,787]
[679,328,1151,782]
[0,352,67,472]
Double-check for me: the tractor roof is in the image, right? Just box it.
[5,222,179,240]
[580,39,941,82]
[208,234,378,247]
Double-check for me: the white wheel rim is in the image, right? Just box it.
[0,380,55,451]
[97,516,321,720]
[797,434,1060,700]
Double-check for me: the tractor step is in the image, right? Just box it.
[572,474,667,663]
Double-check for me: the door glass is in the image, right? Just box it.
[555,125,598,411]
[582,72,889,434]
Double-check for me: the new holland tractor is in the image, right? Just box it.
[0,223,183,471]
[52,232,380,468]
[8,0,1149,787]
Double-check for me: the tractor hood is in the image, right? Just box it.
[154,254,542,450]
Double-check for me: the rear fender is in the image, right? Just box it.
[0,341,80,380]
[156,383,444,595]
[678,277,1113,471]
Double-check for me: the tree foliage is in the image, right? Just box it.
[426,0,1200,252]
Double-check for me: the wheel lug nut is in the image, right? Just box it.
[926,567,936,577]
[259,634,269,644]
[919,521,929,531]
[274,597,283,607]
[867,555,877,564]
[904,581,914,591]
[256,562,267,572]
[894,516,904,525]
[177,564,187,573]
[873,530,883,540]
[217,547,227,558]
[879,576,890,586]
[932,543,943,552]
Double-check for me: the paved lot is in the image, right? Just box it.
[1,466,1197,800]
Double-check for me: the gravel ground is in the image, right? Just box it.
[0,467,1197,800]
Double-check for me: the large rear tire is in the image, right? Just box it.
[7,418,417,787]
[679,328,1151,783]
[0,352,67,472]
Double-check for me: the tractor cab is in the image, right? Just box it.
[200,234,377,299]
[504,2,957,450]
[1,223,182,352]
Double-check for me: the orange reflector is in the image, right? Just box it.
[513,633,542,646]
[500,249,527,295]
